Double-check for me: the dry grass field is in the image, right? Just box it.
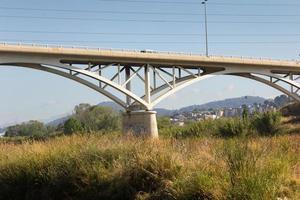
[0,134,299,200]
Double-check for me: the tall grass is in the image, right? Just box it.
[222,138,295,199]
[0,134,298,200]
[160,111,286,138]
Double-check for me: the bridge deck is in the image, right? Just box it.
[0,43,299,70]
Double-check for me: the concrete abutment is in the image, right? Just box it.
[122,111,159,138]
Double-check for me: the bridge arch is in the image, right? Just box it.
[1,61,299,111]
[0,63,128,108]
[0,61,151,110]
[149,69,300,107]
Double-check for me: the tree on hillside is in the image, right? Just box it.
[5,121,47,137]
[63,118,84,135]
[74,106,120,132]
[75,103,91,116]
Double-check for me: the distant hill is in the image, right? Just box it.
[178,96,266,113]
[47,102,124,127]
[98,101,124,111]
[98,102,175,116]
[41,96,269,127]
[47,115,70,127]
[96,96,266,116]
[15,96,270,128]
[154,108,175,117]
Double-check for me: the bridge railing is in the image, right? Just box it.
[0,41,195,56]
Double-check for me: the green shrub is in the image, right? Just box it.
[157,116,172,130]
[5,120,48,137]
[63,118,84,135]
[159,126,185,138]
[181,120,219,138]
[160,119,221,138]
[252,111,283,136]
[160,111,286,138]
[162,117,252,138]
[74,105,120,132]
[218,118,250,138]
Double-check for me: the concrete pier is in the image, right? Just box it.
[122,111,158,138]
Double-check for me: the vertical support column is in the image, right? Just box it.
[153,68,157,89]
[178,67,182,78]
[118,64,121,85]
[172,67,176,87]
[88,62,91,71]
[290,73,294,94]
[122,64,158,138]
[99,65,102,88]
[145,64,151,105]
[125,66,131,106]
[69,63,73,75]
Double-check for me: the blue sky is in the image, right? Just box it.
[0,0,300,126]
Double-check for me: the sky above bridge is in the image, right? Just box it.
[0,0,300,126]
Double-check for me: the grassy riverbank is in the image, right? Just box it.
[0,134,299,200]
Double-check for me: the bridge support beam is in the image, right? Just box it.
[122,111,158,138]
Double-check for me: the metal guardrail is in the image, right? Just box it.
[0,41,298,63]
[0,41,204,57]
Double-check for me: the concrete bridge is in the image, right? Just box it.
[1,43,300,137]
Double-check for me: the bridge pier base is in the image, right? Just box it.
[122,111,158,138]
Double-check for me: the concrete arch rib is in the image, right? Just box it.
[0,63,127,109]
[0,60,150,109]
[151,71,300,107]
[264,72,300,89]
[151,71,226,107]
[237,73,300,102]
[50,62,149,109]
